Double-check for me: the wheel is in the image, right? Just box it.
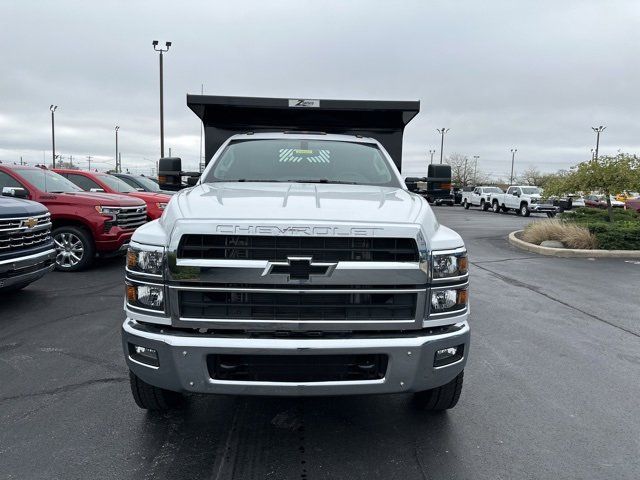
[481,200,489,211]
[129,371,185,411]
[492,201,501,213]
[520,204,531,217]
[52,226,94,271]
[463,200,470,210]
[413,371,464,411]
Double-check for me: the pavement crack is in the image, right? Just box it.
[472,262,640,338]
[0,377,127,404]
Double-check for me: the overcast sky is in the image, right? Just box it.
[1,0,638,178]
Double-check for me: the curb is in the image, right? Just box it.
[508,231,640,259]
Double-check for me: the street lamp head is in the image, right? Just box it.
[50,105,57,112]
[115,126,120,132]
[152,40,158,46]
[165,41,172,48]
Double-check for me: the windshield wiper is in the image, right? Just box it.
[288,179,358,185]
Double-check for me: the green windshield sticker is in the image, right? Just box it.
[279,149,331,163]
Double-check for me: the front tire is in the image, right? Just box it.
[520,203,531,217]
[481,200,490,211]
[492,201,501,213]
[413,371,464,411]
[463,200,470,209]
[129,372,185,411]
[52,226,94,271]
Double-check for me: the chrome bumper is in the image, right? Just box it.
[0,248,56,290]
[530,204,558,212]
[122,318,470,396]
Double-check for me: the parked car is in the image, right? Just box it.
[461,186,504,210]
[625,197,640,212]
[0,165,147,271]
[0,193,55,291]
[54,169,171,220]
[583,194,625,209]
[486,185,558,217]
[111,172,175,195]
[615,191,639,202]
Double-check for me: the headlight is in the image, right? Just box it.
[156,202,167,210]
[126,282,164,311]
[430,287,468,313]
[530,198,539,204]
[127,245,164,276]
[432,249,468,279]
[95,205,120,220]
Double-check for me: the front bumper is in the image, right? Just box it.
[122,318,470,396]
[530,204,558,213]
[0,248,55,290]
[95,227,134,254]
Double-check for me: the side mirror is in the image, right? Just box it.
[513,191,520,197]
[89,188,105,193]
[2,186,28,198]
[158,157,183,191]
[136,188,145,192]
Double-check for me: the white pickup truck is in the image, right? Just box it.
[461,186,504,211]
[486,185,558,217]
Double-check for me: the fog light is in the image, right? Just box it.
[434,344,464,367]
[128,343,159,367]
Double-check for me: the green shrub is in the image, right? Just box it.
[586,221,640,250]
[560,207,639,224]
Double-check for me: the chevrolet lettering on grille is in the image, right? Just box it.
[263,257,337,281]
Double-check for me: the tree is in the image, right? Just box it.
[545,153,640,222]
[445,153,472,186]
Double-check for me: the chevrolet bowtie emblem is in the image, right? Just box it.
[23,217,38,229]
[263,257,337,281]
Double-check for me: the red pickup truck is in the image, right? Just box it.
[0,165,147,271]
[54,169,171,220]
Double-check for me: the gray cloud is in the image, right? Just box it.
[1,0,638,178]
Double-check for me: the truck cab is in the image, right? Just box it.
[122,96,470,413]
[462,186,504,210]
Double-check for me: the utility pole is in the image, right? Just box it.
[115,126,120,172]
[428,149,436,166]
[473,155,479,185]
[592,126,606,160]
[50,105,58,167]
[510,148,517,185]
[199,83,204,172]
[168,147,172,157]
[152,40,172,158]
[20,156,23,166]
[69,155,73,168]
[86,155,92,170]
[436,128,450,164]
[119,153,122,173]
[463,157,468,186]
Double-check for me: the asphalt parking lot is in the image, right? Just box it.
[1,206,639,480]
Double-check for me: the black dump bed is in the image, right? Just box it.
[187,95,419,172]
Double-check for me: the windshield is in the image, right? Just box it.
[204,139,400,187]
[97,174,136,193]
[484,187,503,193]
[18,169,83,193]
[521,187,541,195]
[134,176,161,191]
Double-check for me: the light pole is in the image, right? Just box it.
[510,148,517,185]
[115,126,120,172]
[152,40,172,158]
[50,105,58,167]
[591,126,606,160]
[473,155,479,184]
[428,149,436,166]
[436,128,450,164]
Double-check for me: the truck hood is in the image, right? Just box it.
[0,197,48,217]
[163,182,426,226]
[53,191,145,207]
[128,191,173,203]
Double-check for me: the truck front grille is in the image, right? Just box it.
[0,213,52,252]
[115,206,147,230]
[207,354,388,382]
[179,290,417,321]
[178,235,419,262]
